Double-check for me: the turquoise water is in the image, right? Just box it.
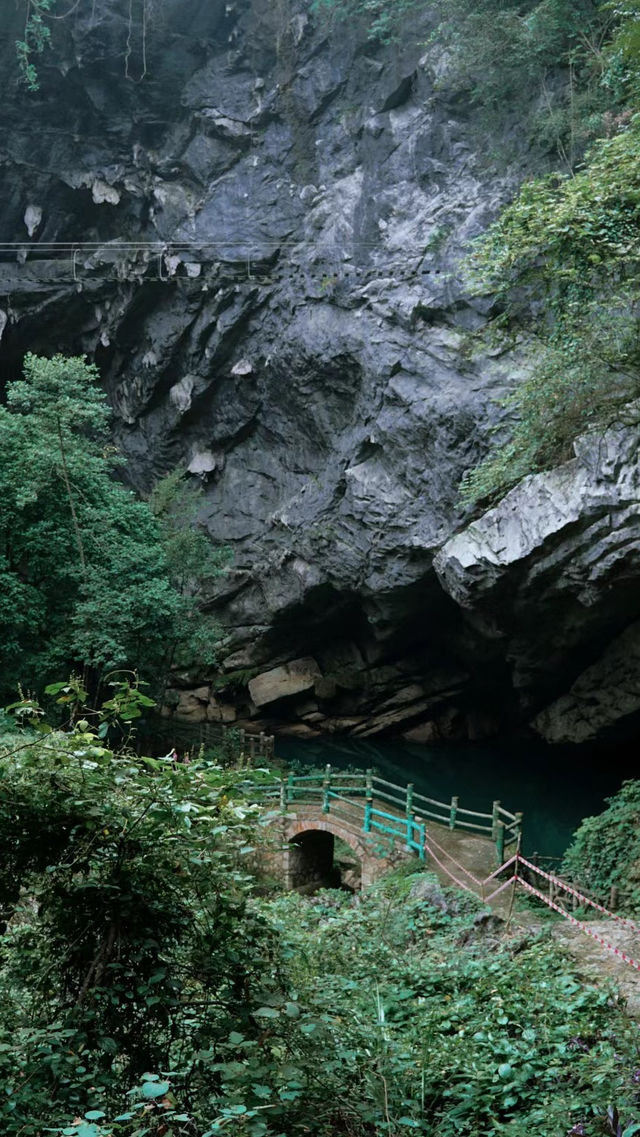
[274,735,638,858]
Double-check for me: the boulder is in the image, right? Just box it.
[410,874,458,914]
[403,721,438,744]
[175,691,207,722]
[248,658,322,707]
[207,696,237,723]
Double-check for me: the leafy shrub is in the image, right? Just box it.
[563,780,640,913]
[315,0,610,155]
[461,118,640,505]
[263,876,640,1135]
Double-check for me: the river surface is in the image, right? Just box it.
[274,735,638,858]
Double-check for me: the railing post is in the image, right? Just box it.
[449,795,458,831]
[610,885,619,912]
[322,763,332,814]
[366,768,374,802]
[492,800,501,842]
[364,800,372,833]
[496,820,505,865]
[406,783,415,851]
[279,779,286,813]
[287,773,295,805]
[249,736,256,766]
[259,731,266,757]
[417,822,426,861]
[405,817,412,851]
[514,811,523,844]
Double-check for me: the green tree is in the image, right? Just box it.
[150,465,229,681]
[0,353,223,699]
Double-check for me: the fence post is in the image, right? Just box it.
[249,736,256,766]
[287,773,295,805]
[496,821,505,865]
[449,795,459,831]
[364,800,372,833]
[279,779,286,813]
[514,811,523,844]
[406,783,415,851]
[492,800,501,841]
[406,783,414,816]
[610,885,620,912]
[259,731,266,758]
[417,822,426,861]
[322,764,332,814]
[366,768,374,802]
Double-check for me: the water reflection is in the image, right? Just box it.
[274,735,638,858]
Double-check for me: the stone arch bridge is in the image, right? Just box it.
[253,769,522,894]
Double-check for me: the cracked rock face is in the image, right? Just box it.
[435,417,640,743]
[1,0,638,742]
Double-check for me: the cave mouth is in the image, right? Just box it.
[288,830,361,893]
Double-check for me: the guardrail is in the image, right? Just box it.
[247,765,522,863]
[140,715,275,762]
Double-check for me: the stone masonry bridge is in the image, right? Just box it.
[252,769,523,894]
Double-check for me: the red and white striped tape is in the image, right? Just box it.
[483,874,518,904]
[418,833,640,973]
[517,855,640,935]
[482,853,519,885]
[516,877,640,971]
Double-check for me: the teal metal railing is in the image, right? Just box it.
[245,766,522,864]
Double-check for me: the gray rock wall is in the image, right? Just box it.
[1,0,636,743]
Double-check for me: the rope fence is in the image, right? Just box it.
[425,844,640,974]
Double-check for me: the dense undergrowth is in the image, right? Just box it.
[1,704,640,1137]
[563,780,640,916]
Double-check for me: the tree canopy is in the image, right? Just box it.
[0,353,224,701]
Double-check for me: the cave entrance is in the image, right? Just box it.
[287,830,362,893]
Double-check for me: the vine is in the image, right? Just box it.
[15,0,151,90]
[16,0,56,91]
[123,0,149,83]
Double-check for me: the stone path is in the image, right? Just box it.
[516,912,640,1016]
[420,827,640,1015]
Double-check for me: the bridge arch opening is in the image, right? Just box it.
[287,829,362,893]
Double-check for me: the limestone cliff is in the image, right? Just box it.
[0,0,634,743]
